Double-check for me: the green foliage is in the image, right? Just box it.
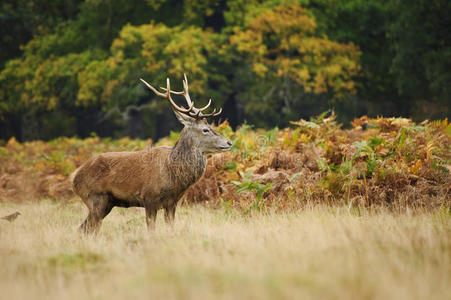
[233,171,272,214]
[156,130,181,147]
[307,0,395,98]
[1,0,450,142]
[388,0,451,103]
[0,0,83,67]
[78,23,219,110]
[0,1,360,129]
[230,3,360,97]
[0,0,180,113]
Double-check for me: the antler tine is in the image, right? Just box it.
[189,104,221,118]
[141,78,193,113]
[182,73,194,107]
[197,99,212,112]
[160,73,194,108]
[165,78,194,113]
[183,73,189,92]
[193,108,218,118]
[160,87,184,95]
[181,74,222,118]
[140,78,166,97]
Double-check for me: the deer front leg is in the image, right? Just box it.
[164,203,176,225]
[144,204,157,231]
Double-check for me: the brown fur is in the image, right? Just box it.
[72,121,230,234]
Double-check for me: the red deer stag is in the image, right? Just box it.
[72,74,232,233]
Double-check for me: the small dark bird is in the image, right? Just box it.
[2,211,21,222]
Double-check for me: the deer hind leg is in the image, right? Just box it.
[79,193,113,235]
[164,203,176,225]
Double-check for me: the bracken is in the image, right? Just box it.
[0,113,450,212]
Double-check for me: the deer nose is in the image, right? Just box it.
[227,141,232,146]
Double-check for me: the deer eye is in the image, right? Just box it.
[202,128,210,134]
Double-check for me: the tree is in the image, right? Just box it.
[2,0,447,141]
[0,0,169,139]
[76,23,228,138]
[228,3,360,126]
[0,0,83,67]
[389,0,451,104]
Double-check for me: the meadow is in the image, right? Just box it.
[0,114,450,299]
[1,201,450,300]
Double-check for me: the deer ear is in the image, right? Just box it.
[174,110,195,127]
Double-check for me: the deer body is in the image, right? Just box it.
[72,75,231,233]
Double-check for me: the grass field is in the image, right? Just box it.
[0,202,450,300]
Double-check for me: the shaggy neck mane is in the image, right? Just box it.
[168,129,207,190]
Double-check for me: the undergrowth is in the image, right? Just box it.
[0,113,450,211]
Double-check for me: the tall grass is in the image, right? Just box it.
[0,202,450,299]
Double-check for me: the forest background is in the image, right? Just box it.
[1,0,450,142]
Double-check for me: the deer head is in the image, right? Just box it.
[140,74,232,154]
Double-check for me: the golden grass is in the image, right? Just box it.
[0,202,450,300]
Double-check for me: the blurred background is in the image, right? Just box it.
[1,0,450,142]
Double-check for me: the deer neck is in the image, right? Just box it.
[168,130,207,189]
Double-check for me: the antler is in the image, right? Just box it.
[140,78,194,114]
[141,74,222,119]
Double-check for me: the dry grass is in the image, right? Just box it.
[0,202,450,300]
